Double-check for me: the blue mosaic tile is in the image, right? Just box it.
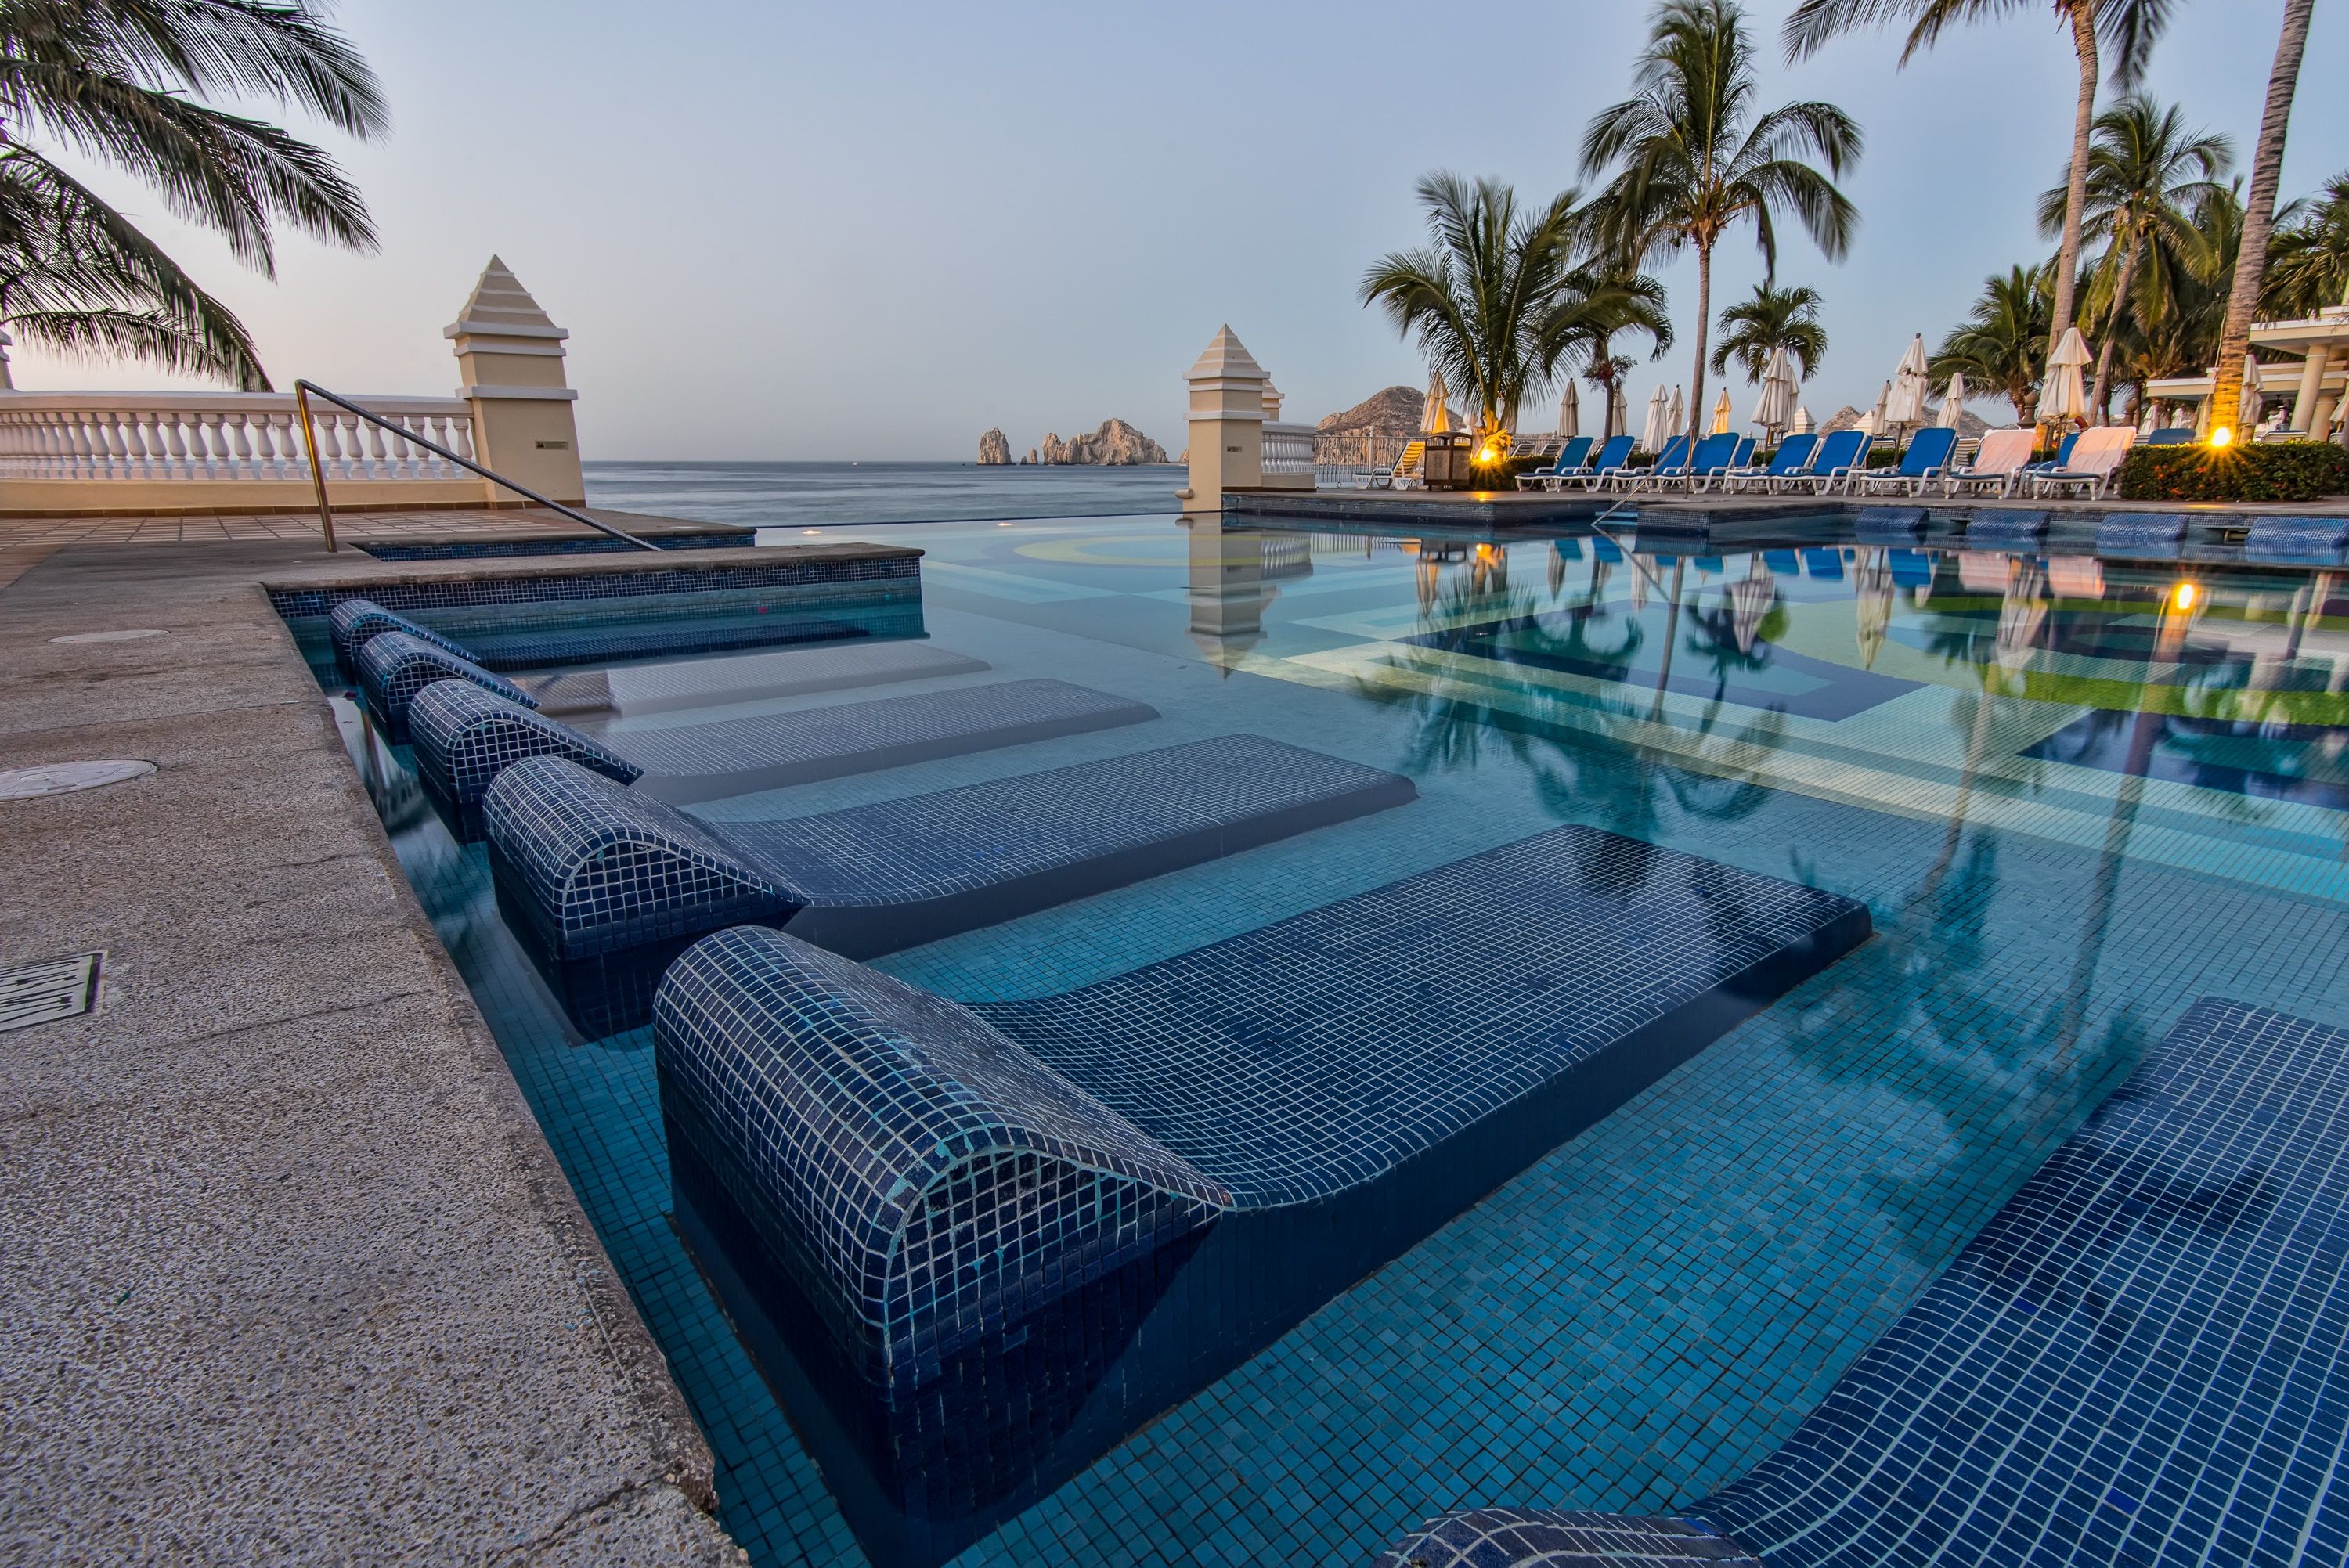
[572,679,1157,806]
[2096,513,2190,553]
[355,630,537,742]
[265,553,918,621]
[1373,1510,1761,1567]
[326,596,475,676]
[359,531,754,561]
[408,679,644,839]
[1961,510,2049,546]
[1683,996,2349,1567]
[657,824,1866,1563]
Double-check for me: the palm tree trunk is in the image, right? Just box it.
[2048,0,2100,352]
[2090,229,2144,420]
[1689,240,1713,445]
[2208,0,2314,442]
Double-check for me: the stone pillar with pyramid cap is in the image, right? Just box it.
[446,257,585,506]
[1178,326,1267,514]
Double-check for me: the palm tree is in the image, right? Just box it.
[2209,0,2317,442]
[1932,263,2055,425]
[1785,0,2176,381]
[2036,96,2231,420]
[2264,173,2349,319]
[1583,0,1860,450]
[0,0,387,388]
[1361,174,1668,439]
[1710,281,1828,385]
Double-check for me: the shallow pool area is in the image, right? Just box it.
[303,511,2349,1566]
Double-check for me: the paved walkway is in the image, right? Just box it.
[0,506,602,549]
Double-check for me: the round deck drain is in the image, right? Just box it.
[0,760,156,798]
[50,629,165,644]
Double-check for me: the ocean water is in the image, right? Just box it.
[582,460,1183,528]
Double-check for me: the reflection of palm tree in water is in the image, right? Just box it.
[1915,555,2050,904]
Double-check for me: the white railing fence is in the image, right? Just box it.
[0,392,476,483]
[1261,420,1317,479]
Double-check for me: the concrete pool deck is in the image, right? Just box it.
[0,511,906,1563]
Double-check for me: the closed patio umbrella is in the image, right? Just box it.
[1752,347,1798,436]
[2037,326,2090,427]
[1885,334,1930,436]
[1710,387,1733,435]
[1556,380,1580,441]
[1640,387,1670,454]
[1422,369,1452,434]
[1936,371,1968,431]
[1607,379,1629,440]
[1669,384,1685,439]
[1867,380,1892,439]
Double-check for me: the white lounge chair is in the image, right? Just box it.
[1941,428,2037,499]
[2028,427,2138,499]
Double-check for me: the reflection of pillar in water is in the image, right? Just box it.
[1183,516,1279,674]
[1650,559,1687,719]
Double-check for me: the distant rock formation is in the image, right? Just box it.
[978,428,1012,465]
[1041,419,1169,466]
[1318,385,1427,437]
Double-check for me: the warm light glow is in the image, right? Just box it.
[2209,426,2235,449]
[1477,445,1498,463]
[2171,580,2198,613]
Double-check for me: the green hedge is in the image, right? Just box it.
[2116,442,2349,503]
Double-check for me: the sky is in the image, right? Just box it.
[16,0,2343,460]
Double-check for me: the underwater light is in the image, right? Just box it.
[2170,580,2199,612]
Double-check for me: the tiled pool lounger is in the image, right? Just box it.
[327,590,871,676]
[484,736,1416,1033]
[520,641,992,719]
[657,827,1869,1564]
[1385,997,2349,1568]
[420,678,1157,809]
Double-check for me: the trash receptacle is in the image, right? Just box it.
[1423,431,1472,490]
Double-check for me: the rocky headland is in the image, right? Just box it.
[977,428,1012,465]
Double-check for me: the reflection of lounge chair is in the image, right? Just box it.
[1852,427,1958,496]
[1557,434,1636,492]
[2027,426,2137,498]
[1719,432,1817,494]
[1940,427,2037,498]
[1515,434,1595,491]
[1802,430,1872,495]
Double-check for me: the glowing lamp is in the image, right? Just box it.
[2170,581,2198,613]
[1477,444,1498,463]
[2209,426,2235,449]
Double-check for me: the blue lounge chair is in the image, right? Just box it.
[1802,430,1873,495]
[1719,432,1817,494]
[2143,427,2196,445]
[1852,427,1958,496]
[1607,434,1690,492]
[1683,434,1754,493]
[1559,434,1637,492]
[1514,434,1595,491]
[2015,430,2081,487]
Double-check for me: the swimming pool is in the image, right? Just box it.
[312,511,2349,1566]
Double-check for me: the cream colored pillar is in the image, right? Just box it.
[446,256,585,506]
[1177,326,1266,514]
[2291,348,2332,434]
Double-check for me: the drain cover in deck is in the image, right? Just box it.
[0,761,155,798]
[1,952,103,1033]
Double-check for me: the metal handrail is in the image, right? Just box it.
[291,380,654,553]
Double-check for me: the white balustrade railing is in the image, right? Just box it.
[1261,420,1318,478]
[0,391,477,484]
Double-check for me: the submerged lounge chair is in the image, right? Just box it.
[488,736,1416,1030]
[356,632,540,742]
[1514,434,1595,490]
[1850,427,1957,496]
[655,829,1868,1531]
[1717,432,1817,494]
[406,676,1160,831]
